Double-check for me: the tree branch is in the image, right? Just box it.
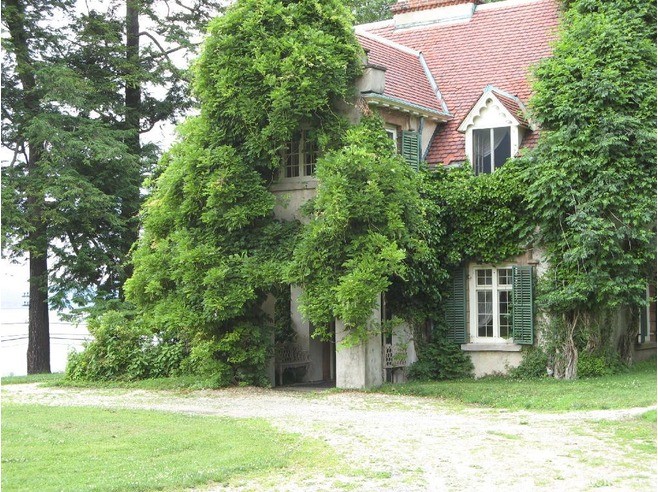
[138,31,176,66]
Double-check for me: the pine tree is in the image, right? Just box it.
[1,0,223,373]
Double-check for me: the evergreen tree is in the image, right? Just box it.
[1,0,222,373]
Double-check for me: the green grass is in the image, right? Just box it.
[1,373,65,385]
[1,403,341,491]
[375,358,657,411]
[588,409,657,456]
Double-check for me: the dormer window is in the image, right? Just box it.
[473,126,511,175]
[459,87,534,175]
[283,130,317,178]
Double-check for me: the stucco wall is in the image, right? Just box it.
[335,299,383,389]
[462,345,523,378]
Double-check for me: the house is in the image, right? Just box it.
[269,0,656,387]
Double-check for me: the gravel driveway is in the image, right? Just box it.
[2,383,655,491]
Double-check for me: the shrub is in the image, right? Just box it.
[407,335,473,381]
[508,347,549,379]
[577,350,625,378]
[66,310,186,381]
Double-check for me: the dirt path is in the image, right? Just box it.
[2,384,655,491]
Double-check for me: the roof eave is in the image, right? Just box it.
[362,93,452,122]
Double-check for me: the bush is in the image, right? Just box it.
[577,350,625,378]
[508,347,549,379]
[66,310,186,381]
[407,335,473,381]
[180,322,272,387]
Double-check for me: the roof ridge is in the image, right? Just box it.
[355,29,420,57]
[476,0,545,12]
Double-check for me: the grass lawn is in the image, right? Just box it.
[375,358,657,411]
[1,403,340,491]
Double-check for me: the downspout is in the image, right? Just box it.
[419,116,425,160]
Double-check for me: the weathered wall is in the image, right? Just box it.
[335,299,383,389]
[463,344,523,377]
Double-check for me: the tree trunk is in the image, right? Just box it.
[618,306,638,365]
[5,0,51,373]
[554,311,579,380]
[27,250,50,374]
[121,0,142,294]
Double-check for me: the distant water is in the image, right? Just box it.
[1,259,90,377]
[1,308,90,377]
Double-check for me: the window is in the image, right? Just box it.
[472,266,513,339]
[385,126,397,143]
[473,126,511,175]
[444,264,534,345]
[283,130,317,178]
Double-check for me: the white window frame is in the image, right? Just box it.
[282,130,318,179]
[385,125,399,152]
[472,126,512,175]
[460,93,527,173]
[469,264,515,343]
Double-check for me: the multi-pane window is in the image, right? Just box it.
[473,126,511,175]
[283,130,317,178]
[473,266,513,339]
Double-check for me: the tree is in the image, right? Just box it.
[1,0,222,373]
[349,0,395,23]
[523,0,656,378]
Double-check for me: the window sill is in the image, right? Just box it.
[461,342,522,352]
[270,178,318,192]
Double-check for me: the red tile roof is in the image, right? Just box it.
[359,0,560,165]
[356,32,447,116]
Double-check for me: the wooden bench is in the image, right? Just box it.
[275,343,311,386]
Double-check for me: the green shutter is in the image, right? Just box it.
[639,303,648,344]
[445,268,468,344]
[512,265,534,345]
[401,130,420,171]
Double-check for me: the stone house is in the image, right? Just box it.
[269,0,656,388]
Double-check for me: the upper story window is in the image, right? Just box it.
[459,87,532,176]
[473,126,511,175]
[283,130,317,178]
[385,125,401,153]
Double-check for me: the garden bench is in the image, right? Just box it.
[275,343,311,386]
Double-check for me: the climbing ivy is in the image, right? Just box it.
[521,0,656,378]
[289,114,424,345]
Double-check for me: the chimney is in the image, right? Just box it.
[392,0,481,27]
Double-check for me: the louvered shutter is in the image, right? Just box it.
[512,265,534,345]
[639,304,648,344]
[401,131,420,171]
[445,268,468,344]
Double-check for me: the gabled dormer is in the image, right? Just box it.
[458,86,534,174]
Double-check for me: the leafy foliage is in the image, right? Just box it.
[116,0,362,384]
[388,160,531,321]
[289,115,421,344]
[407,326,474,381]
[348,0,396,23]
[521,0,656,377]
[508,347,549,379]
[66,309,187,381]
